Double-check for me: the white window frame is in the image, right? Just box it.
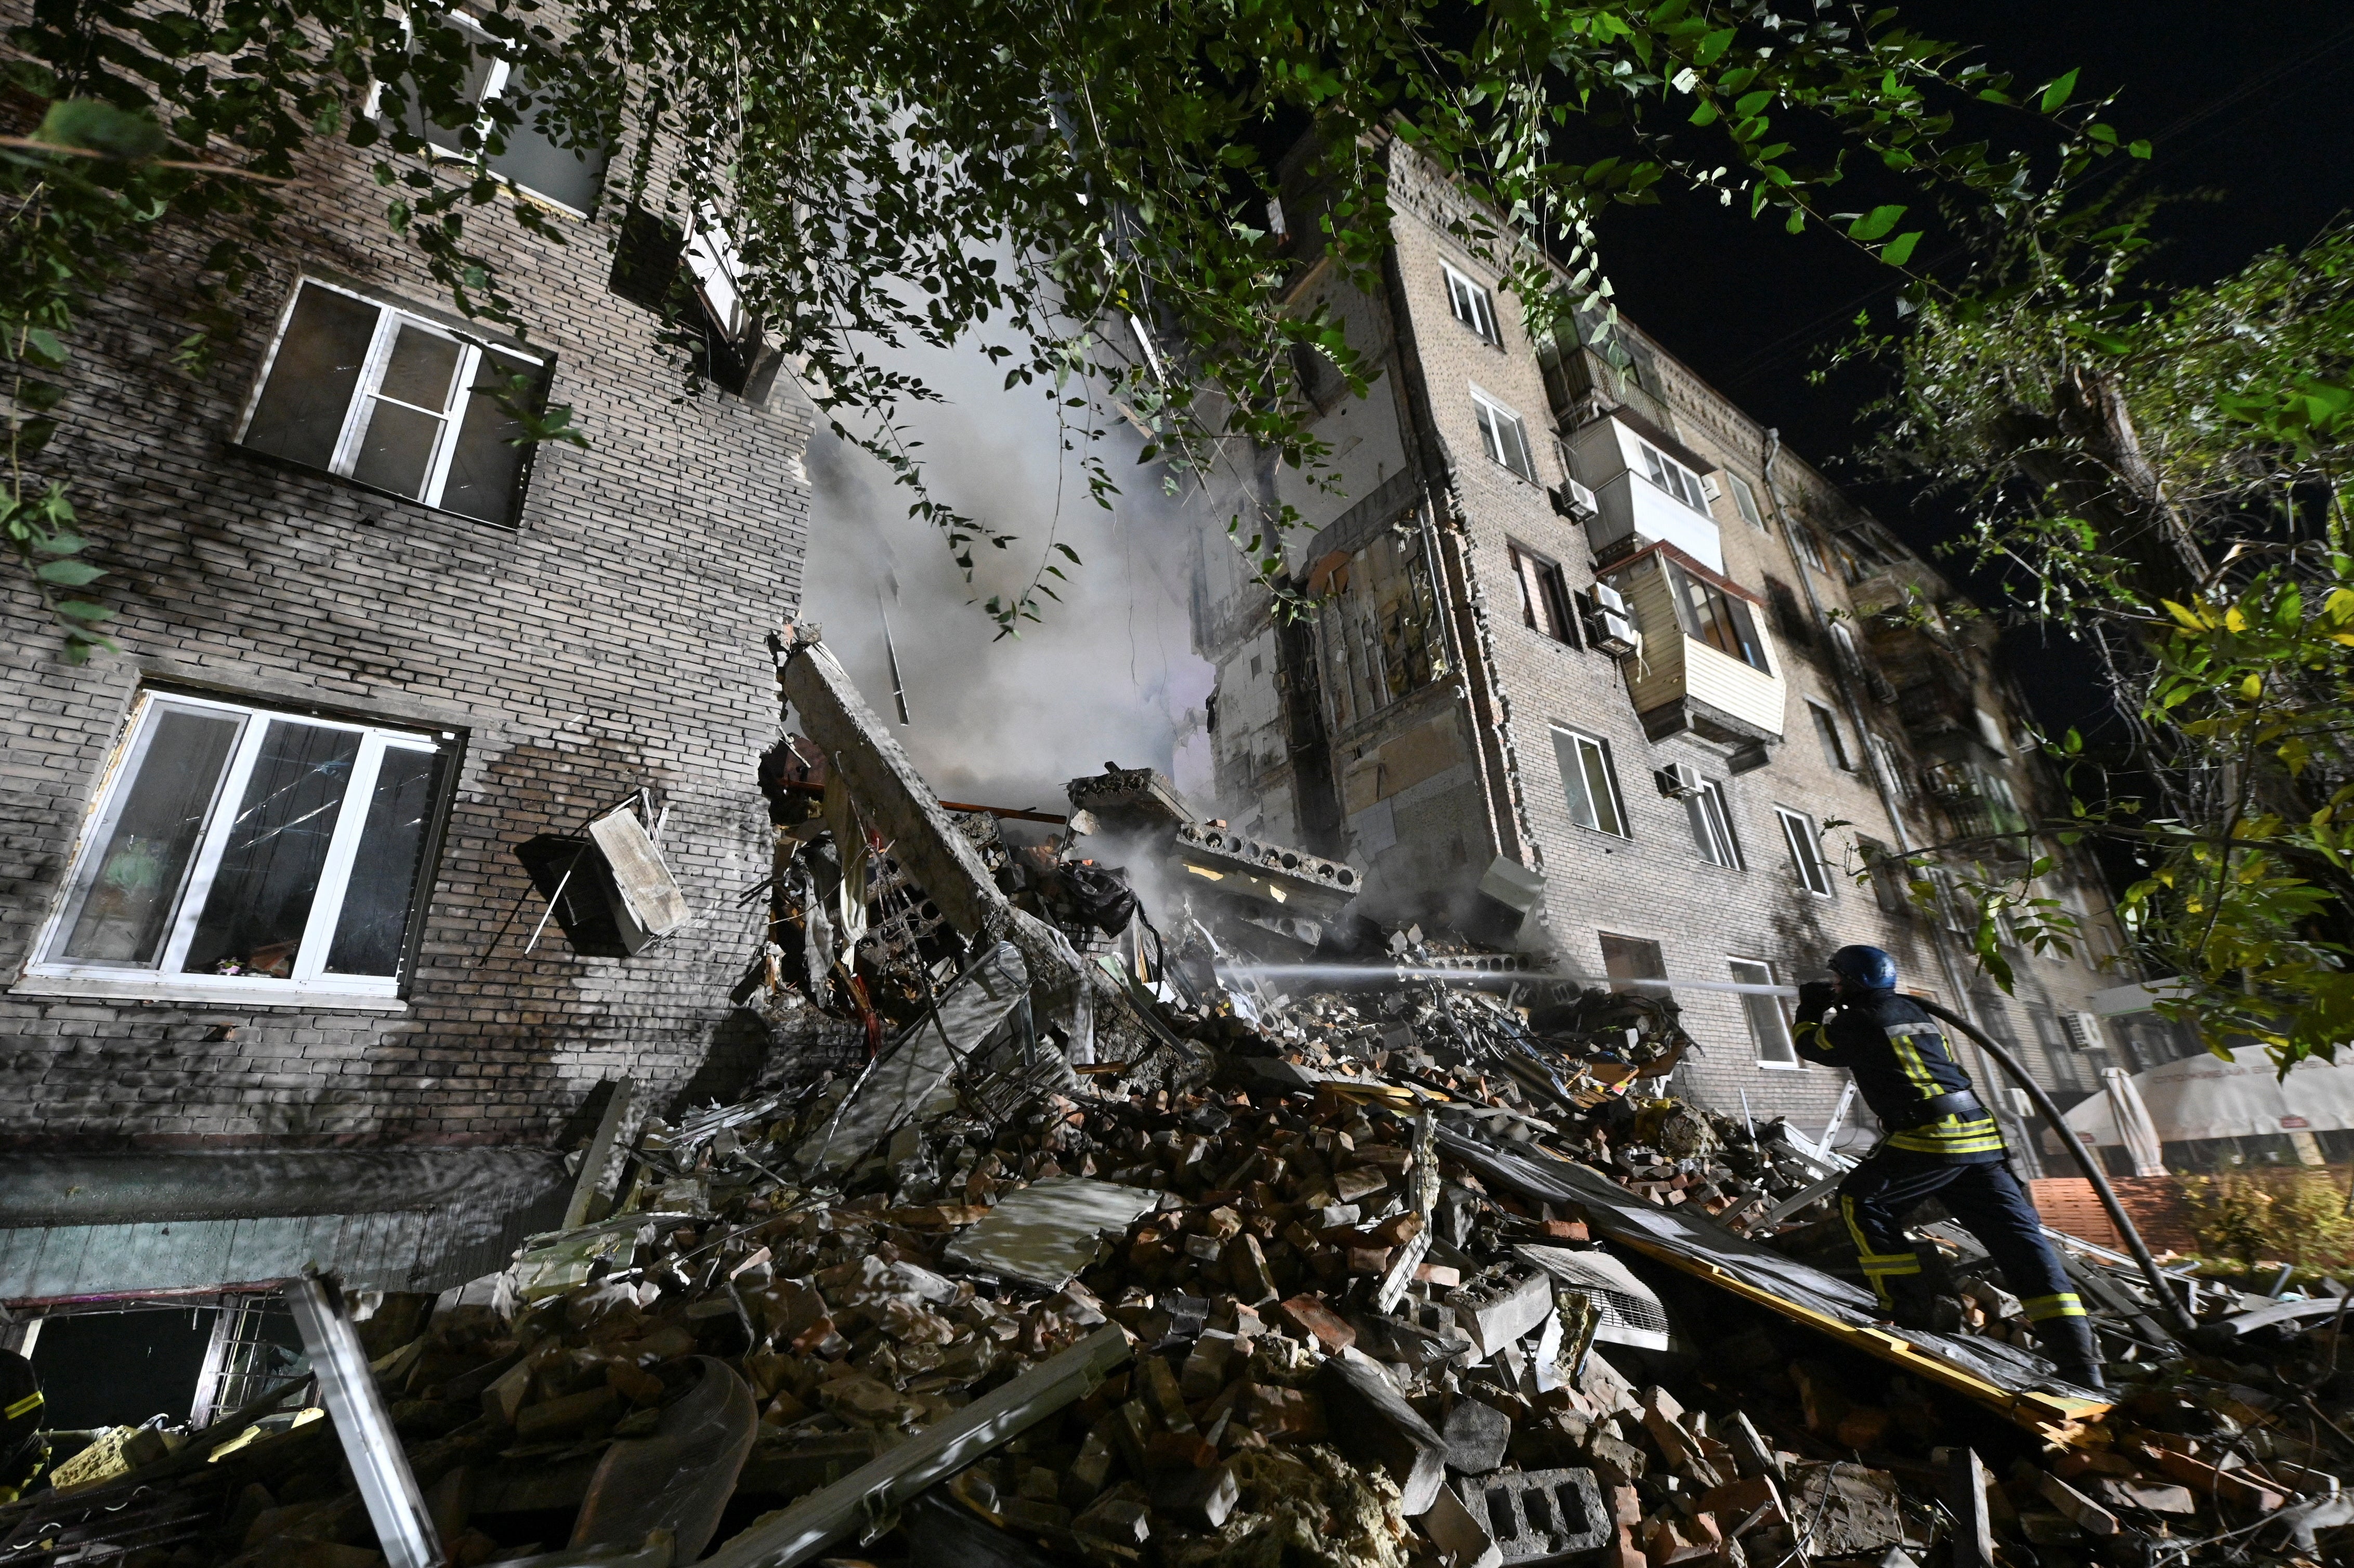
[1775,806,1836,897]
[1636,440,1711,513]
[1470,385,1538,482]
[16,691,446,1011]
[1552,726,1629,839]
[371,13,604,217]
[1790,521,1827,572]
[1865,733,1911,804]
[1728,472,1767,530]
[236,278,546,518]
[1807,700,1854,772]
[1731,958,1800,1066]
[1443,263,1501,345]
[1688,779,1742,869]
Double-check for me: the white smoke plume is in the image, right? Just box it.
[797,332,1217,816]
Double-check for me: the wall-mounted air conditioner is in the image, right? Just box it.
[1549,477,1599,521]
[1699,474,1722,503]
[1655,762,1704,800]
[1584,581,1640,658]
[2061,1011,2107,1052]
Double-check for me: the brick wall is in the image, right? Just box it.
[0,129,813,1149]
[1200,136,2134,1150]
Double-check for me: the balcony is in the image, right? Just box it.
[1561,412,1727,574]
[1603,546,1786,748]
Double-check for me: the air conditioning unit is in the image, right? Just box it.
[2061,1011,2106,1052]
[1549,477,1599,521]
[1699,473,1722,502]
[1655,762,1704,800]
[1584,581,1640,658]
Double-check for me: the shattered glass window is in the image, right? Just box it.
[32,692,455,997]
[1775,806,1835,897]
[1317,529,1443,733]
[1552,727,1627,838]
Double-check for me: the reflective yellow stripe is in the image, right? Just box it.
[1887,1115,2007,1156]
[2,1392,38,1421]
[1842,1196,1921,1310]
[2023,1292,2087,1321]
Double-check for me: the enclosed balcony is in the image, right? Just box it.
[1600,544,1786,749]
[1561,411,1726,573]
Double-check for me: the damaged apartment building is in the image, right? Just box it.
[1188,133,2145,1157]
[0,70,812,1315]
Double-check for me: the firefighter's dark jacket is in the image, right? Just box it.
[1794,988,2006,1161]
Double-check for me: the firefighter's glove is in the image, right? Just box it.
[1798,981,1838,1013]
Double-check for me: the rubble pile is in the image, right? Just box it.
[11,639,2354,1568]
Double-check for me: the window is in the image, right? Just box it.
[1808,701,1854,771]
[1666,564,1771,672]
[24,692,453,1005]
[1764,577,1813,647]
[1552,727,1628,838]
[2029,1005,2087,1091]
[1688,780,1742,869]
[608,207,765,396]
[1471,387,1538,481]
[1866,734,1912,804]
[239,280,548,527]
[396,19,611,213]
[1856,836,1911,914]
[1731,959,1798,1064]
[1600,933,1669,1000]
[1790,523,1826,573]
[1775,806,1835,896]
[1636,441,1711,513]
[1443,264,1501,345]
[1728,473,1768,531]
[1508,542,1576,646]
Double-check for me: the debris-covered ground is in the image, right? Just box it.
[11,635,2354,1568]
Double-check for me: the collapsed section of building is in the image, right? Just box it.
[4,629,2347,1568]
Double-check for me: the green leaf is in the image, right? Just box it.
[1847,204,1907,242]
[35,559,102,586]
[2038,67,2080,114]
[1880,231,1923,266]
[21,329,68,368]
[35,99,169,160]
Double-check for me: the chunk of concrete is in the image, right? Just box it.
[1316,1348,1450,1515]
[1442,1399,1512,1476]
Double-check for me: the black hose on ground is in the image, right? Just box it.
[1914,999,2201,1342]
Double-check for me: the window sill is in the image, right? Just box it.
[11,973,409,1013]
[1755,1058,1809,1071]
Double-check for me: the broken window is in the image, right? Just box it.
[1775,806,1834,897]
[1789,521,1827,573]
[1731,958,1797,1064]
[607,207,765,396]
[1686,779,1741,868]
[1470,386,1537,481]
[1315,528,1443,733]
[240,280,550,527]
[392,17,612,213]
[1665,563,1770,672]
[1599,932,1668,1000]
[1866,734,1911,803]
[1507,541,1576,646]
[1727,472,1767,531]
[27,690,453,1003]
[1443,263,1500,345]
[1807,701,1854,772]
[1551,727,1627,838]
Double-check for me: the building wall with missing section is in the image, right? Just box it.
[1190,134,2135,1143]
[0,124,812,1152]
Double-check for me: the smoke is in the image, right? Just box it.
[797,331,1216,815]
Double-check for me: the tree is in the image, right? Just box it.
[6,0,2127,656]
[1859,207,2354,1063]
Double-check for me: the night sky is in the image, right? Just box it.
[1592,1,2354,738]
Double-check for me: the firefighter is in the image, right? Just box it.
[0,1349,44,1503]
[1795,944,2106,1391]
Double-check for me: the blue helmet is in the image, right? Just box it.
[1828,944,1897,991]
